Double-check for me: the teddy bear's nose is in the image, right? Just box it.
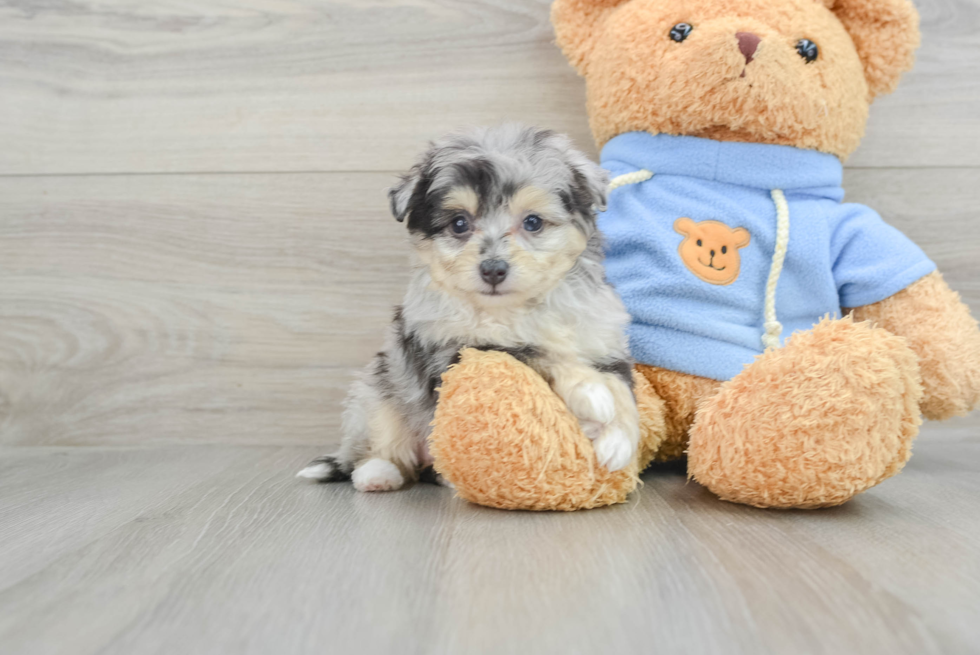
[736,32,761,64]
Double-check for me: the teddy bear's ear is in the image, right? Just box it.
[551,0,633,75]
[673,217,695,237]
[827,0,920,98]
[733,227,751,248]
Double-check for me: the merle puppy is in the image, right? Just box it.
[298,125,638,492]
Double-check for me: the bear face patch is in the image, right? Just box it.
[674,218,751,285]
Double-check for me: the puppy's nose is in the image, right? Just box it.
[736,32,761,64]
[479,259,509,286]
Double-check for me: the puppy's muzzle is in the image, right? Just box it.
[479,259,509,287]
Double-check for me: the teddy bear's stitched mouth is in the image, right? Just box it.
[698,257,726,271]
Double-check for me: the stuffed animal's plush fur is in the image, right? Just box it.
[429,0,980,510]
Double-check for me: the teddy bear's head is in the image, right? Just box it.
[552,0,919,159]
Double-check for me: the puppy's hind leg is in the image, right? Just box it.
[297,378,374,482]
[351,400,418,492]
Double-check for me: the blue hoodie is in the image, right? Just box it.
[599,132,935,382]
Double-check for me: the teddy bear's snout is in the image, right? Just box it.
[736,32,761,64]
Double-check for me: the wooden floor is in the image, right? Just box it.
[1,1,979,653]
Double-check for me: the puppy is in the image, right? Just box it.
[298,125,639,492]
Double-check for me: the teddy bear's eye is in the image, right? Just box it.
[670,23,693,43]
[696,239,702,247]
[796,39,819,64]
[722,245,728,254]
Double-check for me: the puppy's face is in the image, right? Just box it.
[389,126,608,307]
[410,182,587,307]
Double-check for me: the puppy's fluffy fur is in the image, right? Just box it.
[298,125,639,492]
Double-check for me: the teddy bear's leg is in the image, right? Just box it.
[848,271,980,420]
[636,365,721,462]
[429,348,666,511]
[687,316,923,509]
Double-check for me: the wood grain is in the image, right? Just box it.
[0,445,270,590]
[1,0,979,174]
[0,442,977,655]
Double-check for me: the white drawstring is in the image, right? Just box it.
[762,189,790,350]
[608,169,653,191]
[608,169,789,353]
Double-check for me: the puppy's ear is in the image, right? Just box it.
[388,165,422,223]
[543,130,607,219]
[570,155,610,215]
[827,0,920,98]
[552,0,633,75]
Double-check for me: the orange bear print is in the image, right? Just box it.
[674,218,751,285]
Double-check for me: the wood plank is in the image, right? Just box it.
[1,169,978,446]
[0,0,978,175]
[0,445,274,590]
[645,444,980,655]
[0,442,977,654]
[0,172,408,446]
[0,446,460,655]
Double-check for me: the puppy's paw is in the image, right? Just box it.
[565,382,616,428]
[578,418,604,442]
[593,426,636,472]
[352,458,405,492]
[297,455,351,482]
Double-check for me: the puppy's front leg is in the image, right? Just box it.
[543,361,640,471]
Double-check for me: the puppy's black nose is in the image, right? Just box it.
[479,259,509,286]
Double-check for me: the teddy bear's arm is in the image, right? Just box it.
[847,271,980,420]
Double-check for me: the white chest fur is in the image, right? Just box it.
[401,268,630,362]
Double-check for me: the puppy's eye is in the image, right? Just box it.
[670,23,693,42]
[523,215,543,232]
[721,245,728,254]
[796,39,818,63]
[696,239,702,247]
[450,216,470,234]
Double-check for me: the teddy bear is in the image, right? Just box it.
[427,0,980,511]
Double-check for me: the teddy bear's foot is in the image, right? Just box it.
[429,348,666,511]
[688,316,923,509]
